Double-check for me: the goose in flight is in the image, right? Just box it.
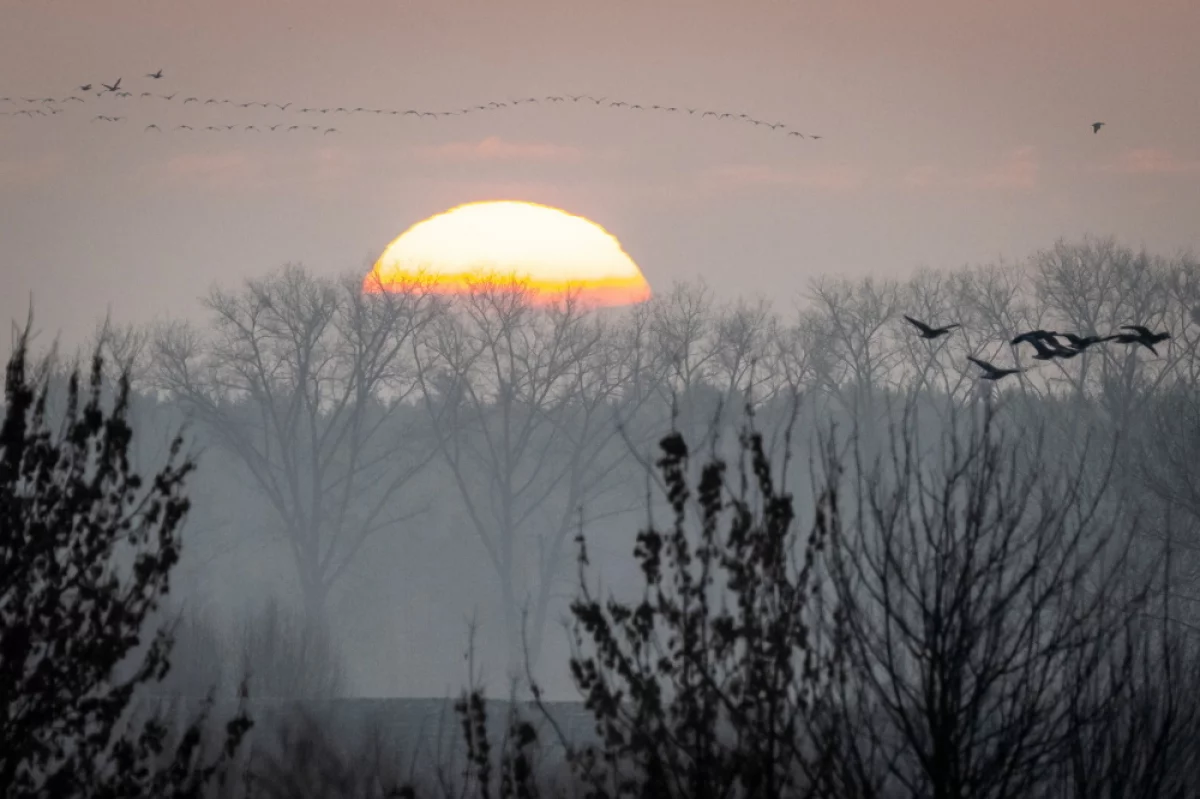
[101,78,121,92]
[1112,325,1171,355]
[967,356,1025,381]
[79,83,92,92]
[1010,329,1059,346]
[1026,337,1076,360]
[903,315,960,339]
[147,69,164,79]
[1060,332,1111,351]
[1047,339,1083,359]
[1092,122,1105,134]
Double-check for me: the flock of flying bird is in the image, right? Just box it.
[0,69,828,141]
[901,315,1171,381]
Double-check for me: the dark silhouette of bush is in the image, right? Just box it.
[0,323,251,798]
[502,400,846,799]
[242,397,1200,799]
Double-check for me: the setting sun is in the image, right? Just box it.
[363,200,652,307]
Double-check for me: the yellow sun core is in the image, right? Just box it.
[363,200,652,307]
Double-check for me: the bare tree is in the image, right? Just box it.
[803,275,902,418]
[821,398,1153,799]
[413,279,662,672]
[150,264,437,630]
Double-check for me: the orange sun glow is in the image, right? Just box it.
[363,200,652,307]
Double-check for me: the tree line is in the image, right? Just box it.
[4,233,1200,796]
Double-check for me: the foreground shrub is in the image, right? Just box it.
[0,324,251,798]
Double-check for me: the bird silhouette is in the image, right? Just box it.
[324,128,338,134]
[967,356,1025,381]
[1113,325,1171,355]
[1092,122,1105,134]
[101,79,121,92]
[1046,339,1082,359]
[144,124,161,132]
[1011,329,1060,346]
[1025,337,1069,361]
[147,69,164,79]
[903,315,960,339]
[79,84,92,92]
[1060,332,1111,351]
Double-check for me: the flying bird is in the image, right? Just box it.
[1060,332,1111,351]
[1010,329,1060,346]
[1026,337,1069,361]
[144,124,161,132]
[323,127,338,134]
[903,315,960,339]
[1046,339,1082,359]
[1112,325,1171,355]
[101,79,121,92]
[1092,122,1105,134]
[79,84,92,92]
[967,356,1025,382]
[146,69,164,79]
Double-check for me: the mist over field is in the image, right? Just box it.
[6,234,1199,796]
[6,1,1200,795]
[71,240,1199,703]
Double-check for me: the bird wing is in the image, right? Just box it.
[1030,338,1055,355]
[1121,325,1152,337]
[967,356,996,372]
[903,315,932,333]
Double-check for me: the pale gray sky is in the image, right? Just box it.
[3,0,1199,345]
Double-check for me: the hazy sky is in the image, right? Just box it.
[3,0,1199,346]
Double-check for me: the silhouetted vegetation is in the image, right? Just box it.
[9,235,1200,796]
[0,322,252,797]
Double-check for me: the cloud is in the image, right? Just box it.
[156,151,265,190]
[703,162,868,192]
[1094,148,1200,176]
[414,136,584,163]
[974,146,1038,189]
[0,153,66,187]
[904,146,1039,191]
[146,146,367,191]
